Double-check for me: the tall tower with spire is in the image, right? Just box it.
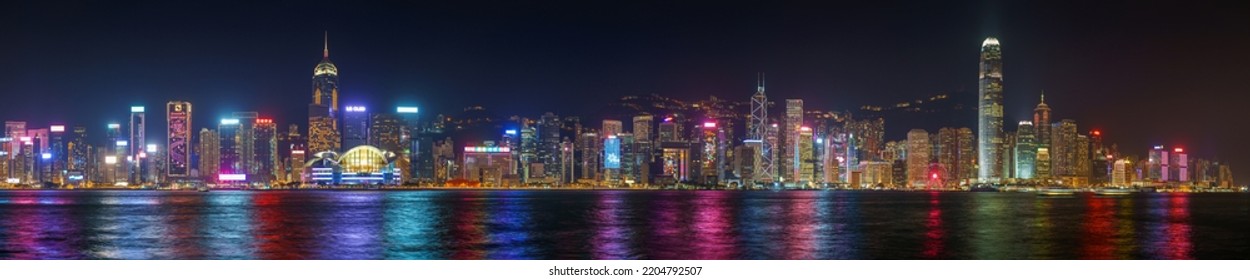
[977,37,1004,183]
[748,73,773,184]
[1033,91,1052,179]
[308,32,341,153]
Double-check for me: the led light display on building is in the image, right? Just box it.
[167,101,192,178]
[604,137,621,169]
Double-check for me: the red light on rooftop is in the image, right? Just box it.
[256,118,273,124]
[1174,148,1184,153]
[1092,130,1101,136]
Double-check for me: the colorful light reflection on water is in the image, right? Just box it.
[0,190,1246,260]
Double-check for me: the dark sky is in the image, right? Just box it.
[3,0,1249,182]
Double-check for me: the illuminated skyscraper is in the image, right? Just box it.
[796,126,814,185]
[907,129,931,188]
[1033,93,1051,179]
[1052,119,1078,180]
[254,118,278,183]
[633,115,653,141]
[343,106,369,149]
[218,119,243,184]
[749,73,773,184]
[166,101,192,180]
[1090,130,1109,185]
[784,99,803,183]
[1014,121,1036,180]
[198,128,219,184]
[602,120,622,138]
[67,126,89,183]
[369,112,402,153]
[309,33,341,154]
[1171,148,1188,182]
[632,114,653,185]
[977,37,1004,182]
[129,106,146,184]
[538,112,562,180]
[232,112,258,182]
[396,107,420,182]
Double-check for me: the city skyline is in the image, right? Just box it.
[2,1,1248,183]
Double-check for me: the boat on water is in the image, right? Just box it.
[1037,187,1076,196]
[196,186,210,192]
[1095,188,1134,196]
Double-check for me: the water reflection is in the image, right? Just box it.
[382,192,442,259]
[923,192,944,259]
[591,191,631,259]
[487,191,535,259]
[0,190,1237,260]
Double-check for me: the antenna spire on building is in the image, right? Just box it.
[323,31,329,58]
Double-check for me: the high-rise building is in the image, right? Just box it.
[977,37,1004,182]
[578,132,599,181]
[218,119,243,184]
[749,73,773,185]
[784,99,803,183]
[342,106,369,149]
[907,129,931,188]
[129,106,146,184]
[538,113,562,180]
[254,118,278,184]
[698,122,720,185]
[1171,148,1188,182]
[1075,135,1091,184]
[1090,130,1109,185]
[602,120,623,138]
[633,115,653,142]
[632,114,653,185]
[1052,119,1078,179]
[796,126,814,185]
[369,112,403,153]
[309,33,341,154]
[282,124,306,184]
[48,125,67,184]
[1033,93,1052,179]
[956,128,976,183]
[1112,159,1130,186]
[232,112,258,182]
[1014,121,1037,180]
[167,101,192,180]
[395,107,420,183]
[67,126,89,184]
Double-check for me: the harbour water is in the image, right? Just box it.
[1,190,1246,259]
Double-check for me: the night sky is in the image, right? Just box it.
[3,1,1249,182]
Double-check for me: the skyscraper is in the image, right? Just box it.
[977,37,1004,183]
[198,128,219,184]
[538,112,562,180]
[218,119,242,184]
[784,99,803,183]
[907,129,931,188]
[369,111,402,153]
[233,112,258,182]
[129,106,146,184]
[602,120,623,138]
[1014,121,1036,179]
[1033,93,1051,179]
[1052,119,1078,180]
[343,106,369,149]
[166,101,192,180]
[309,33,341,154]
[749,73,773,184]
[254,118,278,184]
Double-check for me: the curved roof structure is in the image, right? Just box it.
[338,145,396,173]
